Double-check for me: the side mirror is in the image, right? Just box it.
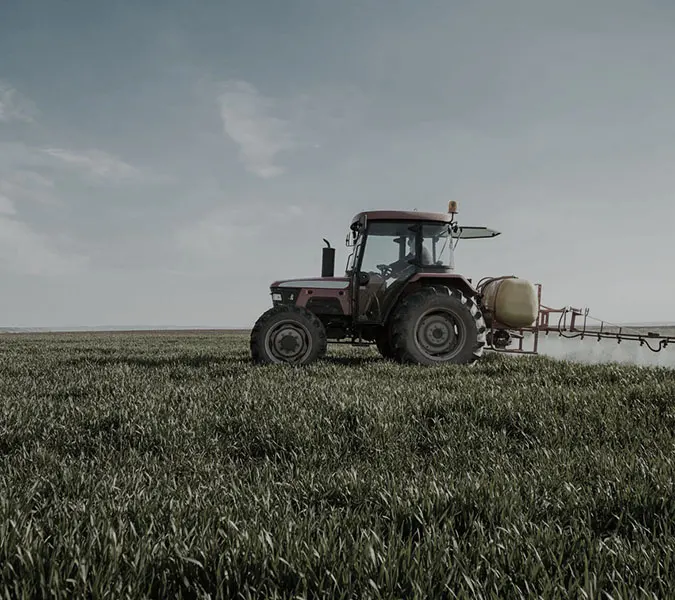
[357,272,370,286]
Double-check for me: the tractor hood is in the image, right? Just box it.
[270,277,350,290]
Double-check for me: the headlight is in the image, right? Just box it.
[272,293,282,302]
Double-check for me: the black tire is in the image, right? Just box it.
[390,286,487,365]
[251,305,327,365]
[375,329,398,361]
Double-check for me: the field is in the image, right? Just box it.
[1,332,675,599]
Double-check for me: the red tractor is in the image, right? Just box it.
[250,202,540,366]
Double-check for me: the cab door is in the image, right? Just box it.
[354,221,418,323]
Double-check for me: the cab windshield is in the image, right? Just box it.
[349,220,456,276]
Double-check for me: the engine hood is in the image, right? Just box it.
[270,277,350,290]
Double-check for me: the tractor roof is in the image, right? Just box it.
[350,210,502,239]
[350,210,453,226]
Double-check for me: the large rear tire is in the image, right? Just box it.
[390,286,486,365]
[375,329,398,361]
[251,306,327,365]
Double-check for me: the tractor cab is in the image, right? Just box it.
[342,206,500,324]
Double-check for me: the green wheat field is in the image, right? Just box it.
[1,331,675,599]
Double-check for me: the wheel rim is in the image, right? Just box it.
[264,319,313,364]
[414,308,467,361]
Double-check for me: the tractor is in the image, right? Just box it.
[250,202,540,366]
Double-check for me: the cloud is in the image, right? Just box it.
[218,80,297,178]
[0,214,88,276]
[0,167,88,277]
[0,142,166,189]
[176,201,307,261]
[0,142,139,277]
[0,80,38,123]
[0,141,165,277]
[40,147,141,182]
[0,193,16,215]
[0,170,57,207]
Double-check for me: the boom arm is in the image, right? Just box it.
[487,284,675,355]
[538,305,675,353]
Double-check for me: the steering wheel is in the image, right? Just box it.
[376,264,393,278]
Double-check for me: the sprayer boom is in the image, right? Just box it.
[539,304,674,353]
[491,284,675,355]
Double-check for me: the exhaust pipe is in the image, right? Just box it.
[321,239,335,277]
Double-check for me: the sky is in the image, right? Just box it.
[1,0,675,328]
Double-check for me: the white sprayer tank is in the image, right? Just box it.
[481,277,539,329]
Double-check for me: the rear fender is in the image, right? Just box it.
[382,273,480,322]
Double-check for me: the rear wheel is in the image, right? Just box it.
[390,286,486,365]
[375,328,398,361]
[251,306,327,365]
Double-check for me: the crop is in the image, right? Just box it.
[1,332,675,599]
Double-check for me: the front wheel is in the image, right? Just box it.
[390,287,487,365]
[251,306,327,365]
